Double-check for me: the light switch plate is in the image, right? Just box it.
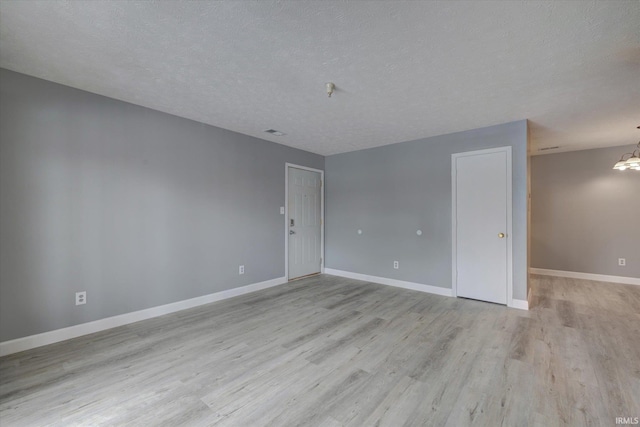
[280,207,285,215]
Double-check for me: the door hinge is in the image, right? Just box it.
[320,257,323,265]
[320,218,323,225]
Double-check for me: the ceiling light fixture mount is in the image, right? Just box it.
[612,127,640,171]
[326,82,335,98]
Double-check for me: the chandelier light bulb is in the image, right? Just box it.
[625,154,640,167]
[613,160,628,170]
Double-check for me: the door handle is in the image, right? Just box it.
[289,230,296,235]
[498,233,505,238]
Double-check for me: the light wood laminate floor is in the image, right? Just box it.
[1,274,639,426]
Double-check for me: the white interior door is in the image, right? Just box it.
[453,147,511,305]
[288,167,322,280]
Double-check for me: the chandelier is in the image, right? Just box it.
[612,128,640,171]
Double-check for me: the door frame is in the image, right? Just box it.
[451,146,513,306]
[285,163,325,281]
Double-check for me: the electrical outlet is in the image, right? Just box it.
[75,291,86,305]
[239,265,245,275]
[393,261,399,269]
[618,258,626,266]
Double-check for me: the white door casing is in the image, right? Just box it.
[286,164,323,280]
[452,147,512,305]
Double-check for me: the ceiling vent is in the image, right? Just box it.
[264,129,285,136]
[538,146,560,152]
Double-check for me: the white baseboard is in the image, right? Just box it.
[326,268,529,310]
[0,276,287,357]
[510,299,529,310]
[530,268,640,286]
[324,268,453,297]
[513,286,533,311]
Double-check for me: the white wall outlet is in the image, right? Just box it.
[239,265,245,275]
[280,207,285,215]
[393,261,399,269]
[618,258,626,266]
[75,291,86,305]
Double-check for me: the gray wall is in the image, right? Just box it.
[0,69,323,342]
[531,145,640,278]
[325,120,529,300]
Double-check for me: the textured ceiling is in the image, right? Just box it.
[1,1,639,155]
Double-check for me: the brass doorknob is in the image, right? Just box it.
[498,233,505,238]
